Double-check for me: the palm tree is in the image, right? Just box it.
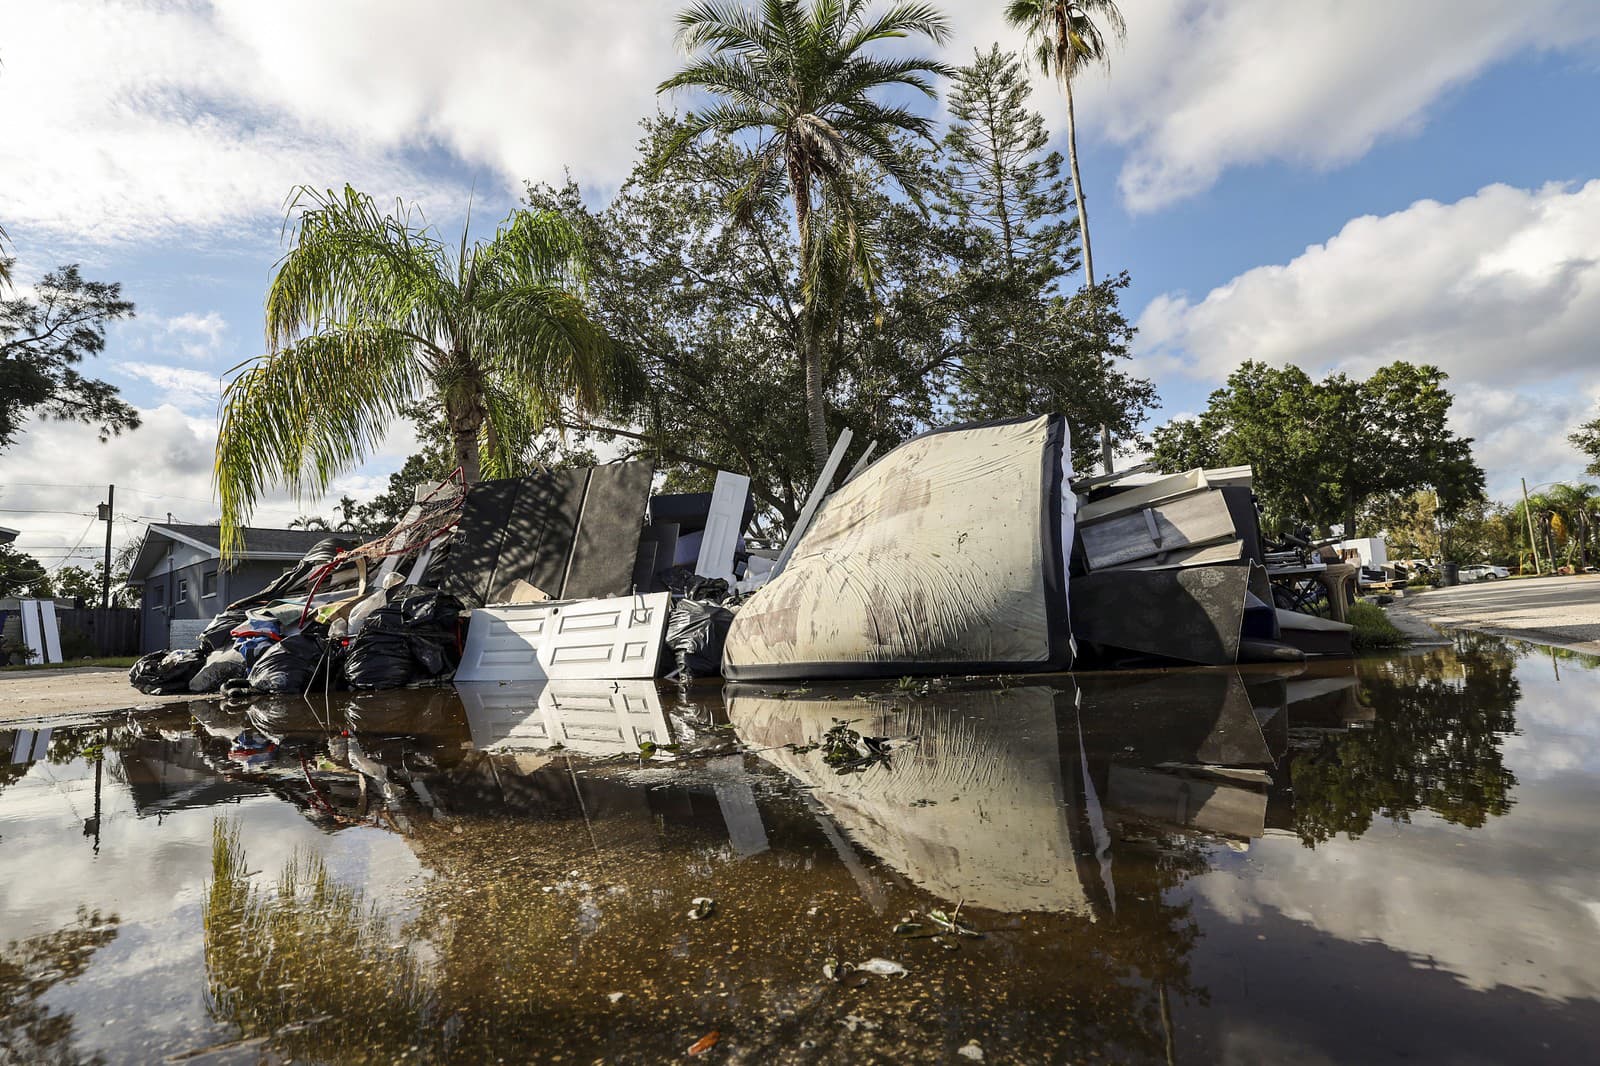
[1006,0,1125,471]
[657,0,951,473]
[214,186,627,555]
[1542,482,1600,570]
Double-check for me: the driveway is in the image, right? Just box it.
[1402,574,1600,653]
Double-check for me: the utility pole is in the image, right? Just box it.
[1521,478,1542,575]
[97,485,114,609]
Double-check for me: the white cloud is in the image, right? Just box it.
[1135,180,1600,496]
[1057,0,1600,212]
[163,312,228,360]
[0,0,685,244]
[0,405,418,565]
[115,362,222,413]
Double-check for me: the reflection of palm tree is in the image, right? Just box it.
[1290,632,1518,846]
[203,821,434,1062]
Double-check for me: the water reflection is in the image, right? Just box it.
[3,634,1599,1063]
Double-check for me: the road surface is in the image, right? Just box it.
[1402,574,1600,653]
[0,667,196,724]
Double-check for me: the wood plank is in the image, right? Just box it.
[562,461,654,599]
[771,430,852,580]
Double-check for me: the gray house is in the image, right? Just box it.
[128,524,337,653]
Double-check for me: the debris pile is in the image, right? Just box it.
[132,413,1355,696]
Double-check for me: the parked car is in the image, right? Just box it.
[1459,564,1510,582]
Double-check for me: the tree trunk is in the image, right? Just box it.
[790,162,830,475]
[1065,82,1095,290]
[1065,80,1115,475]
[446,393,484,484]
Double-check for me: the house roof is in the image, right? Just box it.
[128,524,342,582]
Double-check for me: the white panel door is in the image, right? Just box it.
[695,470,750,583]
[454,591,670,682]
[37,600,63,663]
[18,600,43,665]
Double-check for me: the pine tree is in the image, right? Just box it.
[940,44,1077,285]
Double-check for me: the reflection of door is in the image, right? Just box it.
[456,680,668,757]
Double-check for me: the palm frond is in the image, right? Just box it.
[215,328,421,555]
[267,185,453,359]
[842,1,950,49]
[478,285,621,416]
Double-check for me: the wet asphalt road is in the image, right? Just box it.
[1404,573,1600,651]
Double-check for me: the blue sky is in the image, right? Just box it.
[3,0,1599,567]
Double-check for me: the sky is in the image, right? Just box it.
[2,0,1599,571]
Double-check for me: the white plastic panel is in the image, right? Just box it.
[454,591,669,682]
[37,601,62,663]
[18,599,43,665]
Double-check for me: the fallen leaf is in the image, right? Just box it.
[688,1030,720,1056]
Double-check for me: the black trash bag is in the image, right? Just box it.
[228,537,358,610]
[659,566,730,602]
[248,632,329,694]
[666,599,734,678]
[344,586,462,690]
[129,648,206,695]
[197,611,248,655]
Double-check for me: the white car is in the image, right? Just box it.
[1459,564,1510,582]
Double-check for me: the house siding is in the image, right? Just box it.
[138,558,295,653]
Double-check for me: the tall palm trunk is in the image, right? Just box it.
[1064,82,1095,290]
[791,162,831,474]
[445,393,483,485]
[1064,81,1116,474]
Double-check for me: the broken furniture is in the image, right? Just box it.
[1265,560,1359,623]
[440,462,655,607]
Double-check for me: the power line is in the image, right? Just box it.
[47,517,100,574]
[0,482,216,504]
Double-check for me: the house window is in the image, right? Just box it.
[202,571,218,599]
[179,578,190,601]
[149,584,164,608]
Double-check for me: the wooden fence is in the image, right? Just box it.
[56,608,141,658]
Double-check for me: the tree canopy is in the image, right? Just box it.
[0,264,138,453]
[1571,411,1600,477]
[656,0,953,472]
[1151,360,1484,537]
[528,74,1155,526]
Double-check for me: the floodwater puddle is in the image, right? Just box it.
[4,633,1600,1062]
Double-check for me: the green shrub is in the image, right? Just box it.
[1349,601,1408,651]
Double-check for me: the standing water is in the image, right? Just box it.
[2,632,1598,1063]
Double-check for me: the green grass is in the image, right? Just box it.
[1,656,139,672]
[1348,602,1408,651]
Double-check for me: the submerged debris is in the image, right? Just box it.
[687,897,716,920]
[687,1030,720,1056]
[856,958,907,978]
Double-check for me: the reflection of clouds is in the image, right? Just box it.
[0,754,424,1060]
[1500,653,1600,780]
[1197,774,1600,1001]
